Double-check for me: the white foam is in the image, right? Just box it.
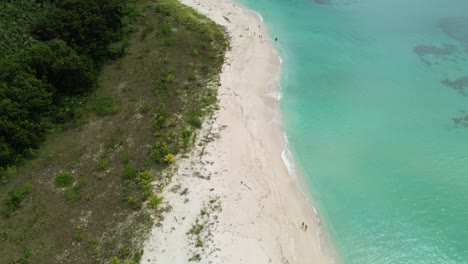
[279,55,283,64]
[267,73,282,101]
[268,90,282,101]
[253,11,264,22]
[281,133,296,178]
[280,133,328,256]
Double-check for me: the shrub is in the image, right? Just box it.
[107,42,126,59]
[124,165,138,181]
[159,22,172,36]
[137,170,154,183]
[151,141,170,163]
[188,253,201,262]
[75,230,85,241]
[122,152,131,164]
[153,107,168,130]
[141,23,155,40]
[187,114,202,128]
[0,230,7,241]
[0,166,17,184]
[127,196,140,210]
[149,195,163,210]
[139,101,151,113]
[98,159,108,170]
[166,73,175,83]
[64,188,79,201]
[54,173,74,188]
[182,129,192,147]
[109,256,121,264]
[195,237,203,248]
[118,246,131,258]
[163,153,175,164]
[187,72,196,82]
[187,221,203,236]
[93,97,119,116]
[202,91,217,106]
[163,36,176,46]
[137,170,155,201]
[1,184,31,217]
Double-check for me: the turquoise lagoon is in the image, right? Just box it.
[238,0,468,263]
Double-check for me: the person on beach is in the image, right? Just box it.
[301,222,305,229]
[305,225,308,231]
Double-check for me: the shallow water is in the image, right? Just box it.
[238,0,468,263]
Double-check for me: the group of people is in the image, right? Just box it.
[301,222,308,231]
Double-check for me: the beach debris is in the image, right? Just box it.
[194,171,211,180]
[240,181,252,190]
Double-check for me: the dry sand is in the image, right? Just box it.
[141,0,334,263]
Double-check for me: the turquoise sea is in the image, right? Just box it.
[238,0,468,263]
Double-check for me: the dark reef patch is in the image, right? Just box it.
[451,111,468,129]
[440,16,468,48]
[442,75,468,96]
[314,0,331,4]
[413,44,457,65]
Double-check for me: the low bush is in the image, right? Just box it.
[54,172,74,188]
[182,129,192,147]
[163,153,175,164]
[187,114,202,128]
[1,184,31,217]
[151,141,170,163]
[93,97,119,116]
[149,195,163,210]
[124,165,138,181]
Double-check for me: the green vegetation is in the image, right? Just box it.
[163,153,176,164]
[188,253,202,262]
[92,97,120,116]
[1,184,31,218]
[0,0,130,169]
[186,198,222,262]
[75,230,85,242]
[0,0,227,262]
[54,173,74,188]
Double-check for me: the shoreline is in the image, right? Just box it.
[141,0,334,263]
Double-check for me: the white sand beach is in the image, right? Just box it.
[141,0,333,263]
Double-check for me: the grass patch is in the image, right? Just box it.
[188,253,201,262]
[124,165,138,181]
[75,230,85,242]
[92,97,120,116]
[187,221,204,236]
[1,184,31,218]
[54,173,74,188]
[187,113,202,129]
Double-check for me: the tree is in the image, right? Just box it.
[25,40,97,95]
[31,0,127,62]
[0,72,53,167]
